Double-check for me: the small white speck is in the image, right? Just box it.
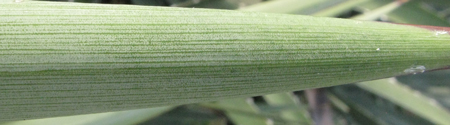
[376,48,380,51]
[404,65,426,74]
[14,0,23,2]
[435,30,448,36]
[355,21,362,24]
[264,14,267,17]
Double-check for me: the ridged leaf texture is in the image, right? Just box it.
[1,0,450,121]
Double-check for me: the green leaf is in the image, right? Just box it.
[263,93,312,124]
[396,69,450,110]
[2,106,174,125]
[2,0,450,121]
[206,98,270,125]
[330,84,434,125]
[239,0,339,14]
[137,105,227,125]
[351,1,406,21]
[131,0,168,6]
[387,1,450,26]
[357,78,450,125]
[312,0,370,17]
[189,0,239,10]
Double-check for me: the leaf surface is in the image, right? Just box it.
[1,0,450,121]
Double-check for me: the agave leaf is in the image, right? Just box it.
[1,0,450,121]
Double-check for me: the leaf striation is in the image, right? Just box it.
[1,1,450,121]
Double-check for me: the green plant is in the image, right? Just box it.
[2,0,450,124]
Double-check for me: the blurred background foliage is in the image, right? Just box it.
[3,0,450,125]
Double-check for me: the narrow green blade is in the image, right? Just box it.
[352,1,406,21]
[136,105,227,125]
[2,0,450,121]
[212,98,270,125]
[263,93,312,124]
[387,1,450,26]
[239,0,334,14]
[312,0,370,17]
[357,78,450,125]
[329,85,434,125]
[396,69,450,110]
[2,106,174,125]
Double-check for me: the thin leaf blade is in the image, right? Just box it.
[1,1,450,121]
